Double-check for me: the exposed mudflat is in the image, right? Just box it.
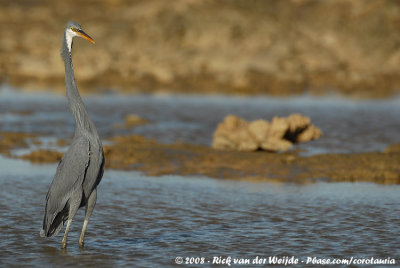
[104,135,400,184]
[0,131,37,156]
[11,133,400,184]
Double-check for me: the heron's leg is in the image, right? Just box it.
[61,219,72,249]
[79,188,97,248]
[61,190,82,249]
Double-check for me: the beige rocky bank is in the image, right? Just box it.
[1,0,400,97]
[213,114,322,152]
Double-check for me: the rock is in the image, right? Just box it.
[269,116,290,138]
[212,115,255,151]
[248,119,269,142]
[224,114,249,130]
[261,138,293,152]
[124,114,149,126]
[114,114,149,128]
[212,114,322,152]
[237,136,259,151]
[297,125,322,143]
[287,113,310,132]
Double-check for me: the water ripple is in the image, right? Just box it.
[0,165,399,266]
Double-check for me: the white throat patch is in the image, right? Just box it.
[65,28,77,52]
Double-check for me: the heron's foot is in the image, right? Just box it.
[61,241,67,249]
[79,239,84,248]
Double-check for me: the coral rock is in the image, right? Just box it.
[212,114,322,152]
[249,119,270,142]
[297,125,322,143]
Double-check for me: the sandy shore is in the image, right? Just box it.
[1,0,400,98]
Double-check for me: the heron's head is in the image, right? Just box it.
[65,21,95,51]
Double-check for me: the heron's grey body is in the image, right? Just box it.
[40,22,104,248]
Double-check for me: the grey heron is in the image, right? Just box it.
[40,21,105,249]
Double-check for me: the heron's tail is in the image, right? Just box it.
[40,202,69,237]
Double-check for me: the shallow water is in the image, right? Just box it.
[0,156,399,267]
[0,85,400,266]
[1,85,400,155]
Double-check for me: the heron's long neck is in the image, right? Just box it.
[62,37,98,138]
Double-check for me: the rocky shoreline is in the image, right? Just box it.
[1,0,400,98]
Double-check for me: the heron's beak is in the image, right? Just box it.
[73,28,95,44]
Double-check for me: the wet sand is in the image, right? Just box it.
[5,132,400,184]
